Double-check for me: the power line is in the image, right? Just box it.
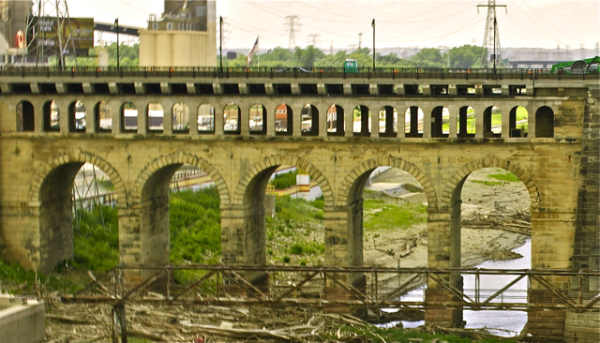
[516,1,588,45]
[285,15,300,51]
[244,2,357,42]
[378,11,482,43]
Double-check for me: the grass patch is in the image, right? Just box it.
[0,260,83,294]
[470,180,503,186]
[266,196,325,267]
[489,172,521,182]
[73,205,119,271]
[363,200,427,231]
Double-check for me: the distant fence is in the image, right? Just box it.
[0,66,597,81]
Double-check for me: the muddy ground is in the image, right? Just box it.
[364,167,530,269]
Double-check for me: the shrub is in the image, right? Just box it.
[270,170,298,189]
[290,244,304,255]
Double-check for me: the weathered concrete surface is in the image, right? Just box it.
[0,79,597,342]
[0,295,45,343]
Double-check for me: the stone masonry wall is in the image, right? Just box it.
[0,90,593,341]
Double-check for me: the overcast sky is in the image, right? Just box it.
[67,0,600,51]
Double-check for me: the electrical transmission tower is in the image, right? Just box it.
[307,33,319,47]
[477,0,506,69]
[26,0,78,67]
[285,15,299,51]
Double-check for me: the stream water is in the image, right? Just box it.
[380,239,531,336]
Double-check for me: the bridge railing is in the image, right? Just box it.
[16,264,598,313]
[0,66,597,80]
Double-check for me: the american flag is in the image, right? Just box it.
[246,37,259,66]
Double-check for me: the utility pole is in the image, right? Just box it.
[358,33,362,49]
[114,18,119,69]
[219,16,223,72]
[330,42,333,55]
[285,15,300,51]
[371,19,375,72]
[477,0,506,69]
[307,33,319,47]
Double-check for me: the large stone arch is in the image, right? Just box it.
[29,150,128,206]
[233,154,334,208]
[337,156,437,209]
[27,150,127,272]
[439,155,541,211]
[131,151,230,206]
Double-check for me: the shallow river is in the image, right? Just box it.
[380,239,531,336]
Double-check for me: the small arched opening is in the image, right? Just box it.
[223,103,240,134]
[121,102,138,132]
[275,104,293,135]
[535,106,554,138]
[301,104,319,136]
[509,106,528,138]
[326,104,345,136]
[405,106,423,137]
[457,106,476,138]
[95,101,112,133]
[249,104,267,135]
[197,104,215,133]
[431,106,450,138]
[16,100,35,132]
[148,103,164,132]
[483,106,502,138]
[43,100,60,132]
[378,106,397,137]
[68,100,86,132]
[353,105,371,137]
[172,102,190,134]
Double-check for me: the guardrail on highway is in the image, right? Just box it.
[0,66,597,80]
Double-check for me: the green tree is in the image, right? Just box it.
[448,45,486,68]
[410,48,444,67]
[294,45,325,69]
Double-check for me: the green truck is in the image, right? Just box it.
[550,56,600,74]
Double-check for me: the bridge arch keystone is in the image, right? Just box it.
[131,151,230,206]
[29,150,128,206]
[234,154,334,208]
[337,156,438,209]
[440,155,541,211]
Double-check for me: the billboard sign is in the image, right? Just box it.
[31,17,94,50]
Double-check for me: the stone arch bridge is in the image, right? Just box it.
[0,69,598,341]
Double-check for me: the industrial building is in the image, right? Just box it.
[139,0,217,67]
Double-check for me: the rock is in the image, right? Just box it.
[486,249,523,261]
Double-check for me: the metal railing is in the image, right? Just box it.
[0,66,597,80]
[23,264,597,313]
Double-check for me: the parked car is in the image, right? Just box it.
[275,67,313,73]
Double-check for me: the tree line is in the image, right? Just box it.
[62,42,498,69]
